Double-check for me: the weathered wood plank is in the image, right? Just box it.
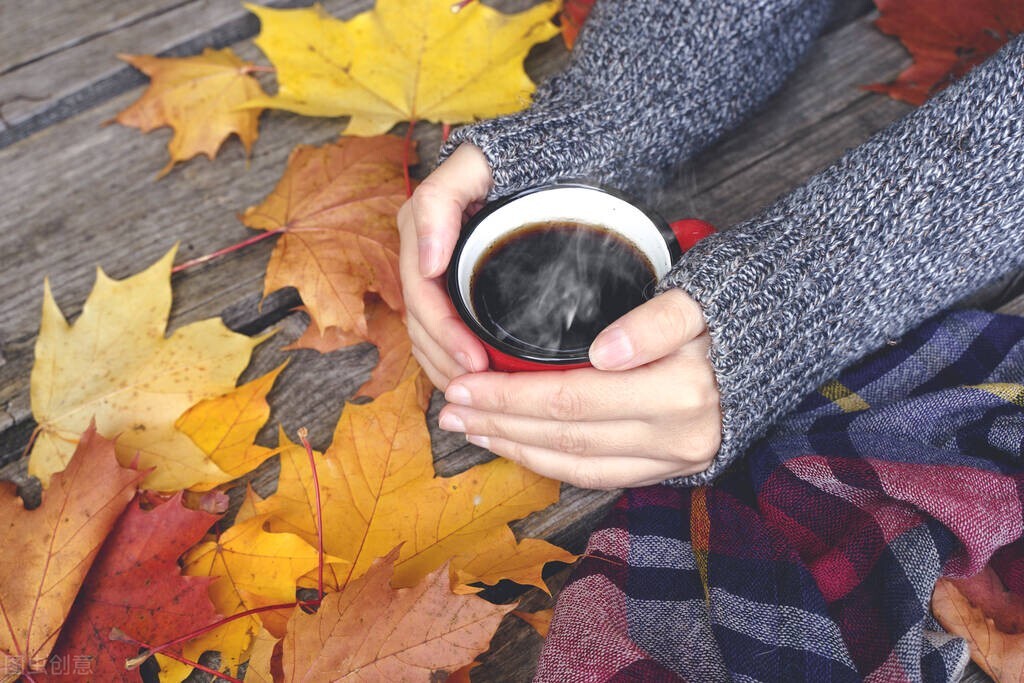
[0,0,374,148]
[0,0,187,74]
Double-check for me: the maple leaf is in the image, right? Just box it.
[241,136,410,338]
[160,515,338,682]
[0,424,141,678]
[286,299,433,408]
[866,0,1024,105]
[28,246,263,491]
[255,375,575,595]
[241,627,282,683]
[46,492,222,681]
[560,0,595,49]
[513,608,553,638]
[281,549,515,681]
[176,363,285,488]
[244,0,561,135]
[932,566,1024,681]
[115,48,266,176]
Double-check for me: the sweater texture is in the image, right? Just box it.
[439,0,1024,485]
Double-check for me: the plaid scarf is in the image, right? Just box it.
[536,310,1024,682]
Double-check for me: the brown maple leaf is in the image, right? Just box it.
[280,549,515,681]
[240,136,411,338]
[933,566,1024,681]
[44,492,223,681]
[866,0,1024,105]
[115,48,266,177]
[0,423,141,678]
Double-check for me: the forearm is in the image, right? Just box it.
[659,36,1024,486]
[440,0,834,199]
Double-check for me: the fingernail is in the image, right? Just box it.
[455,351,477,373]
[419,237,441,276]
[446,384,472,405]
[589,327,634,369]
[439,412,466,432]
[467,434,490,449]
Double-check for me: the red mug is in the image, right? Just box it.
[446,183,714,371]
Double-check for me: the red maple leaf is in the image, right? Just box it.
[44,492,224,681]
[866,0,1024,105]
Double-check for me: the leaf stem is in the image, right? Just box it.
[242,64,276,74]
[20,424,41,460]
[442,123,451,144]
[298,427,325,600]
[402,118,418,198]
[171,228,284,274]
[124,633,243,682]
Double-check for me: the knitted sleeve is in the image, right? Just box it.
[438,0,834,200]
[658,36,1024,486]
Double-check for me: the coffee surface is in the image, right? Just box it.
[470,221,656,358]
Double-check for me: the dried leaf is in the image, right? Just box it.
[257,376,574,595]
[281,550,514,681]
[560,0,595,48]
[286,300,433,408]
[0,424,141,677]
[512,608,554,638]
[176,363,285,488]
[932,567,1024,681]
[162,515,340,682]
[866,0,1024,105]
[28,247,262,491]
[245,1,560,135]
[47,493,221,681]
[115,48,265,176]
[241,136,409,337]
[242,628,282,683]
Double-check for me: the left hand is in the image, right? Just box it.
[437,289,722,489]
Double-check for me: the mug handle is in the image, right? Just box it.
[669,218,716,252]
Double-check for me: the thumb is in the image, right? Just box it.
[412,143,493,278]
[589,289,705,370]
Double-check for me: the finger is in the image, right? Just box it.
[411,345,450,392]
[589,289,705,371]
[411,144,492,278]
[439,406,668,460]
[445,361,706,422]
[466,435,707,489]
[406,314,467,381]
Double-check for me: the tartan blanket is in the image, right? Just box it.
[535,310,1024,682]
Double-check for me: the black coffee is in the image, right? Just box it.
[470,221,656,358]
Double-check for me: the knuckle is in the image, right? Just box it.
[553,424,589,455]
[547,384,584,420]
[652,301,688,344]
[569,463,612,491]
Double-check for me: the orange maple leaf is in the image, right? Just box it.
[115,48,266,177]
[932,566,1024,682]
[560,0,595,49]
[255,376,576,595]
[241,136,411,338]
[866,0,1024,105]
[279,550,515,681]
[0,424,141,678]
[286,299,433,408]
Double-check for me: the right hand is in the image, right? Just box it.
[398,143,494,391]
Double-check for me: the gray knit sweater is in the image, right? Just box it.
[439,0,1024,486]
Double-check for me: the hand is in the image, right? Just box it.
[437,289,722,489]
[398,143,493,390]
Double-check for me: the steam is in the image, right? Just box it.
[473,225,654,356]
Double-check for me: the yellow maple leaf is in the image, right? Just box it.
[29,247,263,491]
[158,515,340,682]
[176,363,286,489]
[255,375,575,594]
[115,48,266,176]
[244,0,561,135]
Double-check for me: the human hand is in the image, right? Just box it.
[398,143,493,390]
[437,289,722,489]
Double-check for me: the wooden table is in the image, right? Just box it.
[1,1,1017,680]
